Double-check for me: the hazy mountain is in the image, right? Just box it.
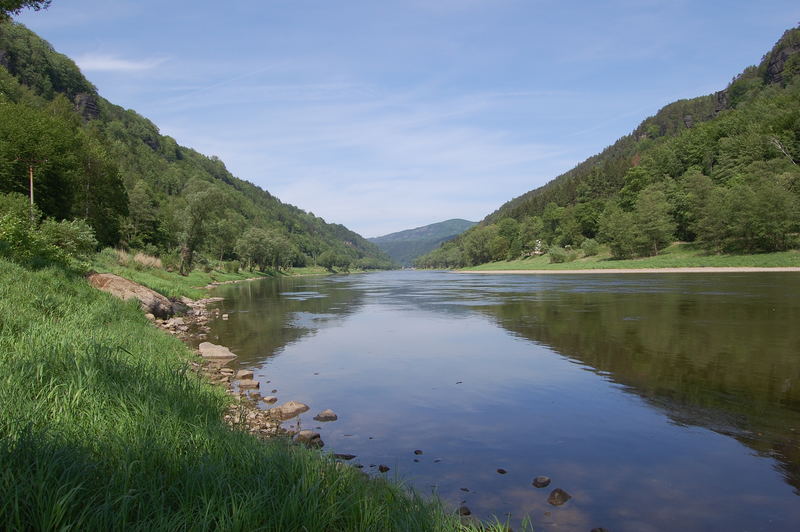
[369,219,477,266]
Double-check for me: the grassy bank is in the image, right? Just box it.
[0,258,488,530]
[92,250,334,300]
[462,243,800,271]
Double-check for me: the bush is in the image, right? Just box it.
[581,238,600,256]
[0,193,97,270]
[548,246,577,263]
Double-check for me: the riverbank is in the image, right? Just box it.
[461,266,800,274]
[460,243,800,272]
[0,258,490,530]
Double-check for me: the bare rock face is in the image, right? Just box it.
[88,273,175,318]
[268,401,310,421]
[198,342,238,360]
[73,92,100,121]
[313,409,338,422]
[294,430,323,447]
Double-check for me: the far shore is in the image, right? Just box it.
[457,266,800,274]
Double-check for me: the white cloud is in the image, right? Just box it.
[75,53,167,72]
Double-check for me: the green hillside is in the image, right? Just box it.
[416,26,800,269]
[369,218,476,266]
[0,21,394,272]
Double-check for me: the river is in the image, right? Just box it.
[207,270,800,531]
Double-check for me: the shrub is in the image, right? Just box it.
[548,246,577,263]
[581,238,600,256]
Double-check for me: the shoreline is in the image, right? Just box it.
[457,266,800,274]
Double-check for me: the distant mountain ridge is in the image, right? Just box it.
[369,219,477,266]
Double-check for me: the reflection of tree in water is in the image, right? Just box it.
[470,280,800,494]
[207,276,365,366]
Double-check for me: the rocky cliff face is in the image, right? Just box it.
[73,92,100,121]
[764,38,800,85]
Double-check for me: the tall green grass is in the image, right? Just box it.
[0,259,491,530]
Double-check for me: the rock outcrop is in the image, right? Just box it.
[88,272,175,318]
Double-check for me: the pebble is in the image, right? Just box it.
[414,449,423,455]
[497,468,507,474]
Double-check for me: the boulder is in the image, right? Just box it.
[238,379,259,389]
[268,401,310,421]
[547,488,572,506]
[198,342,238,360]
[532,476,551,488]
[88,273,175,318]
[236,370,254,380]
[294,430,323,447]
[313,409,338,422]
[263,396,278,404]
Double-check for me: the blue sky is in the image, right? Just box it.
[17,0,800,237]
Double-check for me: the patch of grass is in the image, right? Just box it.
[0,258,502,530]
[463,243,800,271]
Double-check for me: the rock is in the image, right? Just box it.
[198,342,238,360]
[73,92,100,121]
[145,313,156,321]
[547,488,572,506]
[263,396,278,404]
[219,368,235,376]
[293,430,323,448]
[458,505,472,516]
[268,401,310,421]
[532,476,551,488]
[236,370,254,380]
[497,468,507,474]
[590,529,609,532]
[334,453,356,460]
[378,465,390,473]
[238,379,259,389]
[414,449,423,455]
[313,409,338,422]
[222,314,229,320]
[88,273,175,318]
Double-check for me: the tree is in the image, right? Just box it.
[0,1,51,19]
[598,204,638,259]
[634,186,676,255]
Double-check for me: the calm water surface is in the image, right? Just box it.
[208,271,800,531]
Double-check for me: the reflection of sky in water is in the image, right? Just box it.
[209,270,800,531]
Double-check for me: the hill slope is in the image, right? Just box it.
[369,219,476,266]
[0,21,393,271]
[416,25,800,268]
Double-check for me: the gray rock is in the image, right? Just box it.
[236,370,254,380]
[268,401,310,421]
[198,342,238,359]
[533,476,551,488]
[547,488,572,506]
[294,430,323,447]
[263,396,278,404]
[238,379,259,389]
[88,273,175,318]
[313,409,338,422]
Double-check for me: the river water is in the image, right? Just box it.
[208,270,800,531]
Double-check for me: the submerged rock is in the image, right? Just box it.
[263,396,278,404]
[458,505,472,516]
[497,468,507,475]
[294,430,323,448]
[532,476,551,488]
[378,465,390,473]
[313,409,338,422]
[198,342,238,360]
[414,449,423,455]
[547,488,572,506]
[333,453,356,460]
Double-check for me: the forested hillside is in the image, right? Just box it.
[0,21,394,273]
[416,26,800,268]
[369,219,476,266]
